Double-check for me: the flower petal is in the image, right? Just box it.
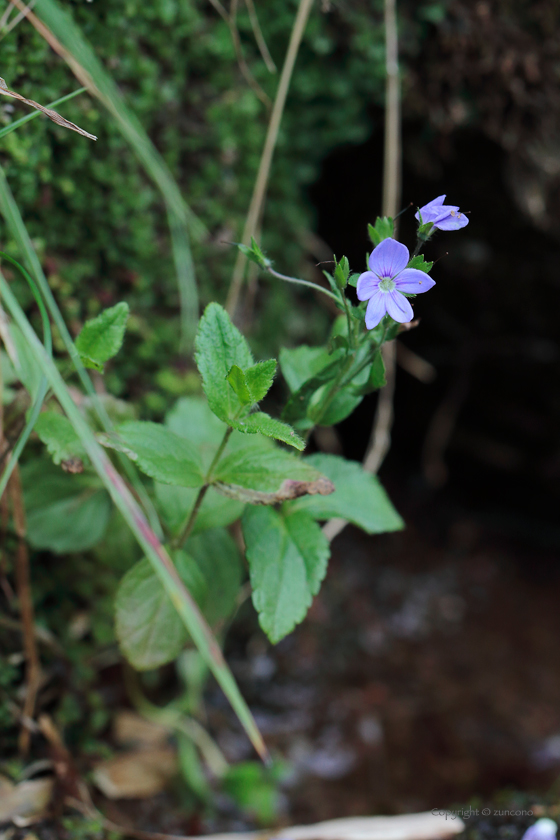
[394,268,436,294]
[356,271,380,301]
[434,212,469,231]
[365,292,388,329]
[369,238,409,279]
[415,195,446,222]
[385,290,414,323]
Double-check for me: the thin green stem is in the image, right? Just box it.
[0,87,87,140]
[265,265,341,305]
[177,426,233,549]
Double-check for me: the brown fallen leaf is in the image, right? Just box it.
[92,747,178,800]
[0,776,54,825]
[0,78,96,140]
[113,710,170,748]
[214,476,335,505]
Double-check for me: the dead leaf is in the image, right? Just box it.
[113,711,170,748]
[0,776,54,825]
[61,458,84,474]
[92,747,178,800]
[0,78,96,140]
[214,476,335,505]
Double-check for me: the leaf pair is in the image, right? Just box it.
[195,303,304,450]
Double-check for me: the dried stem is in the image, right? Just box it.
[10,465,41,754]
[226,0,315,317]
[207,0,271,107]
[244,0,277,73]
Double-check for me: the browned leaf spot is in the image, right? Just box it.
[0,78,97,141]
[61,458,84,474]
[214,476,335,505]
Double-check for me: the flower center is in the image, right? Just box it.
[379,276,395,292]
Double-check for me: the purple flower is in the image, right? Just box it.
[357,238,435,329]
[416,195,469,231]
[522,820,558,840]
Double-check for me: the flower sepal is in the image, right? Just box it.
[417,220,434,241]
[236,236,271,269]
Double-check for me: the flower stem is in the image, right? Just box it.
[265,265,342,305]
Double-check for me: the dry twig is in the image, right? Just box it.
[0,76,96,140]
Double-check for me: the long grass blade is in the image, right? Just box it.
[0,164,163,538]
[0,252,52,500]
[13,0,203,346]
[0,269,268,762]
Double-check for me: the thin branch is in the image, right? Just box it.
[207,0,271,108]
[244,0,277,73]
[226,0,315,317]
[10,465,41,755]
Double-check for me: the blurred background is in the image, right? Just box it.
[3,0,560,833]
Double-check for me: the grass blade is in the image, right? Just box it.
[0,164,163,538]
[0,269,268,763]
[13,0,203,346]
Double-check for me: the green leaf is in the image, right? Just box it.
[184,528,243,626]
[347,273,360,288]
[231,412,305,451]
[245,359,276,403]
[222,762,283,825]
[75,302,129,372]
[417,220,434,240]
[115,552,206,670]
[110,421,204,487]
[368,217,394,247]
[287,453,404,534]
[195,303,253,423]
[352,352,386,396]
[243,506,330,643]
[279,345,337,393]
[116,533,241,670]
[155,483,244,537]
[333,255,350,289]
[214,447,331,498]
[34,411,86,465]
[281,356,342,427]
[407,254,434,273]
[21,460,111,553]
[9,324,42,400]
[226,365,252,405]
[236,236,270,269]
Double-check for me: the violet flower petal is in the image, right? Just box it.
[369,238,409,278]
[394,268,436,294]
[356,271,380,301]
[365,292,388,329]
[433,211,469,230]
[385,290,414,323]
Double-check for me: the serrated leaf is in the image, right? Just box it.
[35,411,86,465]
[231,412,305,451]
[243,506,330,643]
[195,303,253,423]
[287,453,404,534]
[407,255,434,273]
[214,447,333,503]
[155,483,244,536]
[112,421,204,487]
[75,302,129,372]
[245,359,276,403]
[227,365,252,405]
[368,217,394,247]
